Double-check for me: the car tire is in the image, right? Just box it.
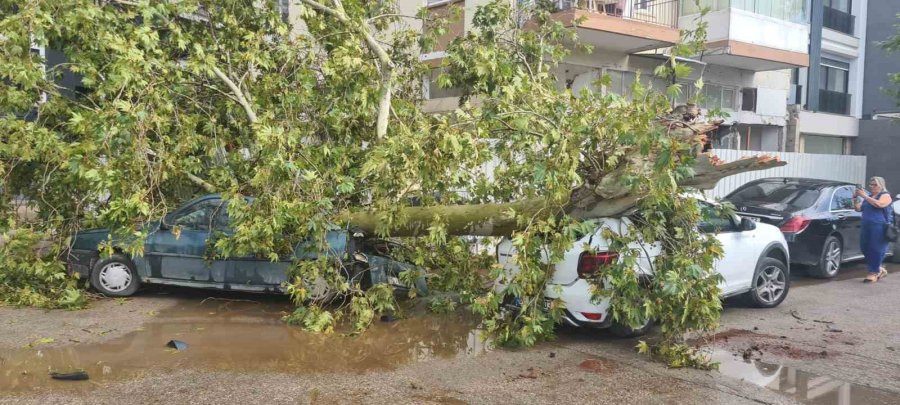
[609,318,653,338]
[809,236,842,279]
[746,257,789,308]
[90,254,140,297]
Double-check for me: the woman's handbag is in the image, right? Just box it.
[884,197,899,242]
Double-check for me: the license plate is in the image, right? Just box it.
[746,216,760,222]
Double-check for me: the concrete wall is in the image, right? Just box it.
[862,0,900,116]
[854,119,900,194]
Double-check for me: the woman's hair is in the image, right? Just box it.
[870,176,888,194]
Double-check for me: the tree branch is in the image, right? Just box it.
[210,65,258,125]
[298,0,394,138]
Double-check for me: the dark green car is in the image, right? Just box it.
[65,194,425,298]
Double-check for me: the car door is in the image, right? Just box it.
[144,198,223,282]
[699,202,760,295]
[828,186,861,259]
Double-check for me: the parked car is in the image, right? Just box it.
[495,199,790,337]
[724,178,899,279]
[65,194,425,298]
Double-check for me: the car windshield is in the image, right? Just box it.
[727,181,820,210]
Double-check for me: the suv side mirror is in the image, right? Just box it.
[739,217,757,232]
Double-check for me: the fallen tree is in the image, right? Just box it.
[2,0,782,367]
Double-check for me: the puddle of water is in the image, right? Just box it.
[709,349,900,405]
[0,299,490,393]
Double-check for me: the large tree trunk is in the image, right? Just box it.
[347,153,786,237]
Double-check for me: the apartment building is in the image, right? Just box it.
[786,0,868,155]
[412,0,810,153]
[853,0,900,192]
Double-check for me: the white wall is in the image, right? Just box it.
[798,110,859,137]
[707,149,867,198]
[680,8,809,54]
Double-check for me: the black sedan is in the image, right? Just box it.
[724,178,899,278]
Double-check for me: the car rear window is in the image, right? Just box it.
[727,182,821,210]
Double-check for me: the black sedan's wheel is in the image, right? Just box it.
[90,254,140,297]
[809,236,842,279]
[747,257,789,308]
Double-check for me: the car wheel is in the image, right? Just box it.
[609,318,653,338]
[90,254,140,297]
[747,257,789,308]
[809,236,842,279]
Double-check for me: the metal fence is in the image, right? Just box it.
[707,149,868,199]
[554,0,679,28]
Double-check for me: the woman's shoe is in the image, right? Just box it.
[865,273,880,283]
[879,267,888,280]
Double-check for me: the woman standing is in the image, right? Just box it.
[854,176,894,283]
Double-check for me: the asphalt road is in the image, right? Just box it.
[0,262,898,404]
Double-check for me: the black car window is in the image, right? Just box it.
[830,187,854,211]
[728,182,821,210]
[213,203,231,231]
[172,199,222,231]
[698,202,737,234]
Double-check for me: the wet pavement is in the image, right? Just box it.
[3,262,900,404]
[710,348,899,405]
[0,295,488,393]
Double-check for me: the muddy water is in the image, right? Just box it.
[710,349,900,404]
[0,298,489,393]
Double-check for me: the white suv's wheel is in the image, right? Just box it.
[90,254,140,297]
[609,318,653,338]
[746,257,789,308]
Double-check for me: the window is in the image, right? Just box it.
[830,186,854,211]
[820,59,849,93]
[728,181,822,210]
[426,68,465,99]
[824,0,851,13]
[803,134,845,155]
[172,199,222,231]
[605,69,636,98]
[698,202,737,234]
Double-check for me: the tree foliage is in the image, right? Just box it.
[881,13,900,105]
[1,0,782,366]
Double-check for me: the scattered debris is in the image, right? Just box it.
[549,352,556,358]
[826,325,843,333]
[518,367,539,379]
[578,359,613,373]
[166,340,189,351]
[49,371,89,381]
[888,347,896,352]
[26,337,54,348]
[789,310,834,324]
[753,326,759,331]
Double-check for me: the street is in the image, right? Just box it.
[1,262,899,404]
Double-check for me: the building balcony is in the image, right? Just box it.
[819,89,851,115]
[823,7,854,35]
[549,0,680,52]
[679,4,809,71]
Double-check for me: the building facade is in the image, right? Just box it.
[786,0,867,155]
[853,0,900,193]
[412,0,810,154]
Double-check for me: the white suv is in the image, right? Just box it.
[495,200,790,337]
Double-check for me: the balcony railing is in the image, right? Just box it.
[823,6,854,35]
[819,89,850,115]
[554,0,679,28]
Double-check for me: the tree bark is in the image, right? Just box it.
[347,153,786,237]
